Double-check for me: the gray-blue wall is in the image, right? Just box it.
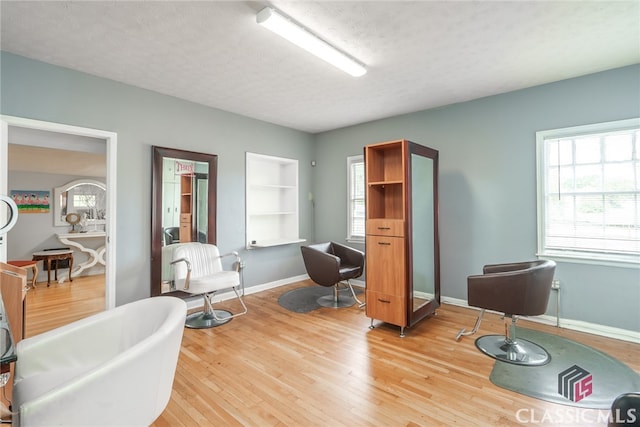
[314,64,640,332]
[1,52,315,305]
[2,51,638,332]
[8,171,107,281]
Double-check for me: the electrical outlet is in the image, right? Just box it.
[551,279,561,290]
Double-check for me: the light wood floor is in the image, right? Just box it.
[24,274,105,337]
[153,280,639,427]
[24,278,639,426]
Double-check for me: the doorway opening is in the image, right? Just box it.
[0,116,117,335]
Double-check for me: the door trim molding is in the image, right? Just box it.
[0,115,117,309]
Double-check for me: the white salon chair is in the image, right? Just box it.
[12,296,187,426]
[172,242,248,328]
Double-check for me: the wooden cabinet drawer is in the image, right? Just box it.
[365,235,405,296]
[366,291,406,327]
[179,222,192,242]
[180,213,192,223]
[366,219,404,237]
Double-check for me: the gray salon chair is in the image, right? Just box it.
[456,259,556,366]
[300,242,365,308]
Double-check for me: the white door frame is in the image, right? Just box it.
[0,115,117,309]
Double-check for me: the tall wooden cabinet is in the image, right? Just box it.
[179,174,193,243]
[365,139,440,337]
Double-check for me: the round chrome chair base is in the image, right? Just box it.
[317,294,355,308]
[475,335,551,366]
[185,309,232,329]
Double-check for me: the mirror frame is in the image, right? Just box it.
[150,146,218,297]
[53,178,106,227]
[407,141,440,326]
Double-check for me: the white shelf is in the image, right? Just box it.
[248,238,306,248]
[246,152,301,249]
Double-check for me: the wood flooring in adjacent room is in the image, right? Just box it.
[152,280,640,427]
[24,274,105,337]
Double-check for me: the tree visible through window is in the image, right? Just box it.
[536,118,640,265]
[347,155,365,241]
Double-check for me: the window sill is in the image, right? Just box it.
[537,251,640,269]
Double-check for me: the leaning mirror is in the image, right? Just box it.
[408,144,440,324]
[411,153,435,311]
[54,179,106,230]
[151,146,217,297]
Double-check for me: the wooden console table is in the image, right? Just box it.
[32,250,74,286]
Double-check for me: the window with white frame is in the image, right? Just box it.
[536,118,640,265]
[347,155,365,241]
[73,194,95,209]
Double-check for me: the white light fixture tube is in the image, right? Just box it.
[256,7,366,77]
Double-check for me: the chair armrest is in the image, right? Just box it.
[219,251,241,271]
[331,242,364,268]
[170,257,191,269]
[171,257,192,290]
[15,310,124,382]
[17,344,163,426]
[483,260,541,274]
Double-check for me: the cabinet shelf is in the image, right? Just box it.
[367,180,403,186]
[246,152,302,249]
[179,175,193,241]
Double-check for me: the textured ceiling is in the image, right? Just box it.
[1,1,639,133]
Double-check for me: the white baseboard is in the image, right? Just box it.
[244,274,309,295]
[186,274,309,310]
[189,279,639,344]
[442,296,640,344]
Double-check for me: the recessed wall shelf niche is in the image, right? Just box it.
[245,152,305,249]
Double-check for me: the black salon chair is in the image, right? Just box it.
[164,227,180,245]
[456,259,556,366]
[300,242,365,308]
[609,393,640,426]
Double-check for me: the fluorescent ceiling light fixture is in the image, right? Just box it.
[256,7,366,77]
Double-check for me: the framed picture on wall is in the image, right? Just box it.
[10,190,50,213]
